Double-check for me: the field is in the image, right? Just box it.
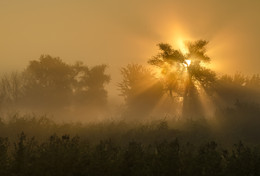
[0,113,259,176]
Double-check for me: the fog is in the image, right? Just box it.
[1,2,260,174]
[0,41,260,127]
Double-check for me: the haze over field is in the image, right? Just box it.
[0,0,260,121]
[1,1,260,175]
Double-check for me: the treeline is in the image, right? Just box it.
[0,55,110,112]
[117,40,260,120]
[0,52,260,121]
[118,64,260,120]
[0,132,259,176]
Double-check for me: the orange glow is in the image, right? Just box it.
[178,39,189,55]
[185,60,191,67]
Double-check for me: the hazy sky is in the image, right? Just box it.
[1,0,260,97]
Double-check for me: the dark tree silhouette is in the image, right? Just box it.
[9,55,112,111]
[148,40,216,118]
[72,62,110,106]
[23,55,72,108]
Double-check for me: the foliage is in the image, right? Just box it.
[72,61,110,105]
[148,40,216,118]
[0,72,25,106]
[148,41,215,95]
[0,55,110,111]
[0,132,258,176]
[0,112,258,175]
[23,55,73,107]
[118,64,164,120]
[214,73,260,106]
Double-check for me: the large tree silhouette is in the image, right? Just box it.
[23,55,72,107]
[148,40,216,118]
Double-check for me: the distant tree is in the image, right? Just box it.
[71,61,90,103]
[72,62,110,106]
[215,73,260,106]
[23,55,72,108]
[21,55,110,109]
[248,74,260,89]
[86,65,110,105]
[118,64,164,119]
[148,40,216,118]
[0,72,25,108]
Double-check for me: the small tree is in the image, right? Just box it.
[118,64,164,119]
[0,72,25,108]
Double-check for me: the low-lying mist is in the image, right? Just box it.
[0,53,260,146]
[0,51,260,175]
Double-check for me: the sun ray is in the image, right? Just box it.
[195,82,216,119]
[151,93,182,119]
[178,39,189,55]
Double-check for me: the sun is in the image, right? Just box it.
[184,59,191,67]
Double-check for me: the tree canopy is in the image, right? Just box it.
[148,40,216,118]
[118,64,164,119]
[0,55,110,111]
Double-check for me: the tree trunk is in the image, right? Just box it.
[182,75,204,120]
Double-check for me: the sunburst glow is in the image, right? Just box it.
[178,40,189,55]
[185,59,191,67]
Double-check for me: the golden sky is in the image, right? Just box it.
[1,0,260,81]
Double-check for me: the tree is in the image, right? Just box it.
[118,64,164,120]
[148,40,216,118]
[23,55,72,108]
[22,55,110,110]
[72,62,110,106]
[0,72,25,109]
[215,73,260,108]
